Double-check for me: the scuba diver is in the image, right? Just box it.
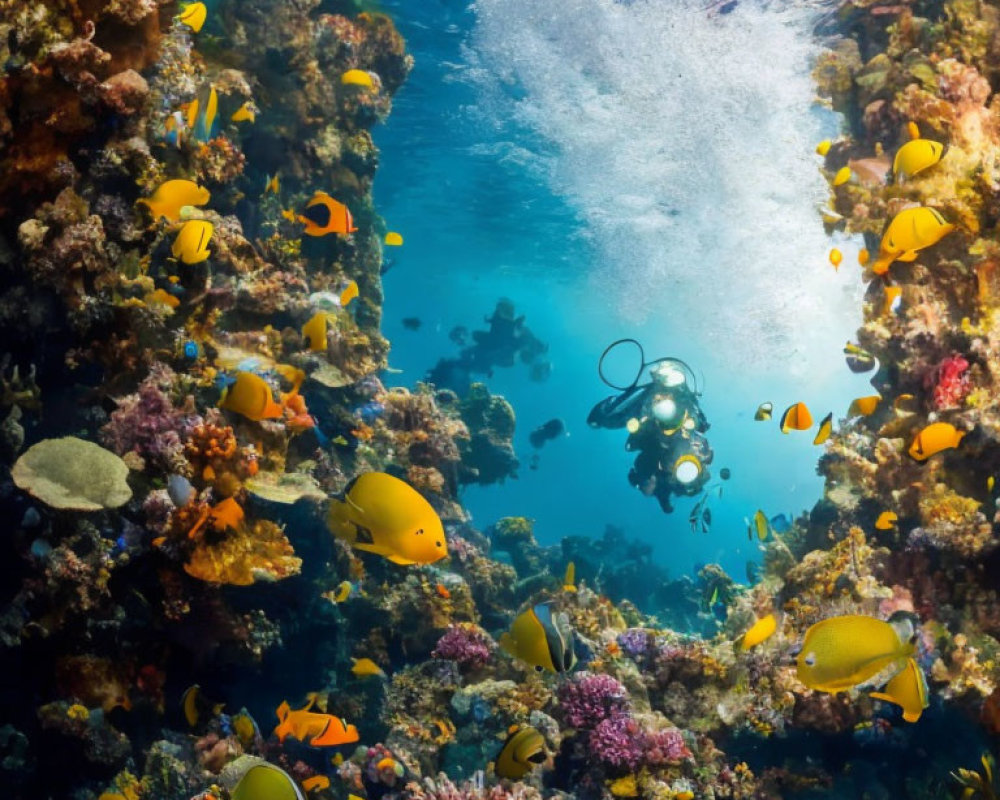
[588,339,714,514]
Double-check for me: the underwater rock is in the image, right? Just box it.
[12,436,132,511]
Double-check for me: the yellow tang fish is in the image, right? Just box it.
[138,179,210,223]
[500,602,576,673]
[869,657,928,722]
[815,139,832,156]
[909,421,965,461]
[797,612,917,694]
[177,1,207,33]
[341,69,375,88]
[351,657,386,679]
[219,372,285,422]
[563,561,576,592]
[752,509,769,541]
[875,510,898,530]
[829,248,842,269]
[232,763,306,800]
[848,395,880,417]
[754,402,773,422]
[302,312,331,352]
[171,219,214,265]
[780,402,812,433]
[813,412,833,445]
[832,166,852,186]
[740,613,777,651]
[871,206,955,275]
[858,247,870,266]
[327,472,448,565]
[893,138,944,182]
[384,231,403,246]
[495,726,547,779]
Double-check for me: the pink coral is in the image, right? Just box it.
[557,672,629,729]
[431,623,496,669]
[588,714,644,770]
[924,353,970,410]
[644,726,692,765]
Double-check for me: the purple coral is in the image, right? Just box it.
[588,714,644,770]
[557,672,628,729]
[617,628,653,660]
[644,726,692,764]
[431,623,495,669]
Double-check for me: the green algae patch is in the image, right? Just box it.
[12,436,132,511]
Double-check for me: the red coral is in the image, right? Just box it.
[924,353,970,410]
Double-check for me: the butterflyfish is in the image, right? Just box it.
[894,138,944,181]
[230,101,257,124]
[563,561,576,592]
[780,402,812,433]
[848,395,880,417]
[495,726,547,779]
[219,372,285,421]
[351,657,386,678]
[299,192,357,236]
[754,402,773,422]
[740,613,777,651]
[796,612,918,694]
[907,121,921,140]
[815,140,831,156]
[302,776,330,793]
[871,206,955,275]
[832,166,852,186]
[844,342,876,373]
[500,602,576,674]
[198,85,218,140]
[813,412,833,445]
[341,69,375,88]
[302,312,331,352]
[869,657,928,722]
[231,709,259,748]
[171,219,214,265]
[384,231,403,246]
[181,684,224,727]
[265,174,280,194]
[829,248,842,269]
[908,421,965,461]
[858,248,870,266]
[177,1,207,32]
[875,510,898,530]
[232,763,306,800]
[752,509,769,541]
[273,698,359,747]
[138,179,210,223]
[339,279,359,306]
[327,472,448,565]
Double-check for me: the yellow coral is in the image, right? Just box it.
[184,519,302,585]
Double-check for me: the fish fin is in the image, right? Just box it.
[897,250,919,262]
[385,553,418,566]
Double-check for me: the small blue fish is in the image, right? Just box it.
[354,401,385,425]
[769,513,792,533]
[167,474,195,508]
[182,340,199,359]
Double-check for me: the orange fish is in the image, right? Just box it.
[209,497,244,532]
[273,698,359,747]
[299,192,358,237]
[302,775,331,792]
[436,583,451,599]
[780,402,812,433]
[219,372,284,422]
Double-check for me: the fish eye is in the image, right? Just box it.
[534,665,544,672]
[803,652,816,667]
[436,541,442,548]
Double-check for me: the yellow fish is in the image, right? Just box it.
[351,657,386,678]
[893,393,917,416]
[815,139,831,156]
[829,248,842,269]
[302,776,330,793]
[138,179,210,223]
[848,395,880,417]
[871,206,955,275]
[893,138,944,182]
[181,684,224,727]
[265,174,280,194]
[495,726,547,779]
[339,279,359,306]
[302,312,331,352]
[500,602,576,673]
[327,472,448,565]
[813,412,833,445]
[907,121,921,140]
[832,166,852,186]
[230,101,257,124]
[875,510,898,530]
[333,581,353,602]
[752,509,769,541]
[177,1,207,32]
[341,69,375,88]
[908,421,965,461]
[883,284,902,316]
[796,612,917,694]
[145,288,180,309]
[858,247,870,266]
[740,613,777,651]
[331,753,344,766]
[384,231,403,246]
[563,561,576,592]
[171,219,213,265]
[219,372,285,422]
[754,402,773,422]
[989,476,996,492]
[232,763,306,800]
[281,208,297,222]
[869,657,928,722]
[780,402,812,433]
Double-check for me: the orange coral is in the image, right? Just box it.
[184,518,302,586]
[184,423,256,494]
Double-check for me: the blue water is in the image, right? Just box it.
[373,0,875,578]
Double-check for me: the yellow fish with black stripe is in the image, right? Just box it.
[171,219,214,265]
[893,138,945,182]
[871,206,955,275]
[495,725,547,779]
[813,412,833,445]
[500,602,576,673]
[327,472,448,565]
